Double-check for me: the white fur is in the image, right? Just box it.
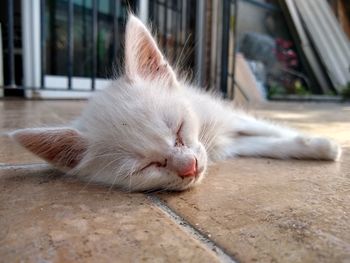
[11,15,341,192]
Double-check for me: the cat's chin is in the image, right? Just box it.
[134,171,206,193]
[167,171,206,192]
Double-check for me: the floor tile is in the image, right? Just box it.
[0,100,86,132]
[158,152,350,262]
[0,100,86,164]
[254,102,350,146]
[1,100,349,262]
[157,102,350,262]
[0,167,219,263]
[0,136,43,164]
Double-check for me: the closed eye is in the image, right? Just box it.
[175,122,184,147]
[140,159,167,172]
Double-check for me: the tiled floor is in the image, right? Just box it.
[1,100,349,262]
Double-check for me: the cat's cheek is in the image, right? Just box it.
[195,143,208,173]
[136,167,177,190]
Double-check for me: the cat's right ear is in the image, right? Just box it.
[124,15,178,86]
[10,127,88,170]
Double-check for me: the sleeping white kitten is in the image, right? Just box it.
[11,15,341,192]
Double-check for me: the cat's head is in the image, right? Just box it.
[11,15,208,192]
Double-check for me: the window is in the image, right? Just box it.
[45,0,137,79]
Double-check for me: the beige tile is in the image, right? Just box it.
[0,100,86,164]
[0,136,43,164]
[0,166,219,263]
[253,102,350,147]
[157,102,350,263]
[1,100,349,262]
[158,152,350,262]
[0,100,86,131]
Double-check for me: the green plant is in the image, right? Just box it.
[268,83,286,98]
[324,90,336,96]
[294,80,310,96]
[341,82,350,100]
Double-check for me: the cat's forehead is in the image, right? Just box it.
[85,84,184,133]
[81,79,191,151]
[109,80,186,120]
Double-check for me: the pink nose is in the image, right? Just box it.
[178,158,197,177]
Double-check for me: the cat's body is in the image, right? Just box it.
[11,15,341,192]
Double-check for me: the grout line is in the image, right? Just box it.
[0,163,51,170]
[148,195,238,263]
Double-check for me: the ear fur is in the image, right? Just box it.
[125,15,178,86]
[10,127,87,169]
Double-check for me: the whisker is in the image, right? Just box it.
[78,158,122,193]
[175,34,192,70]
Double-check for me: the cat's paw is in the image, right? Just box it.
[299,136,342,161]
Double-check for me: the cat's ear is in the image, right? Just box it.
[10,128,87,169]
[125,15,178,86]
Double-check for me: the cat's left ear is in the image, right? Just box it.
[124,15,178,86]
[10,127,88,170]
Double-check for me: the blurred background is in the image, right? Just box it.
[0,0,349,103]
